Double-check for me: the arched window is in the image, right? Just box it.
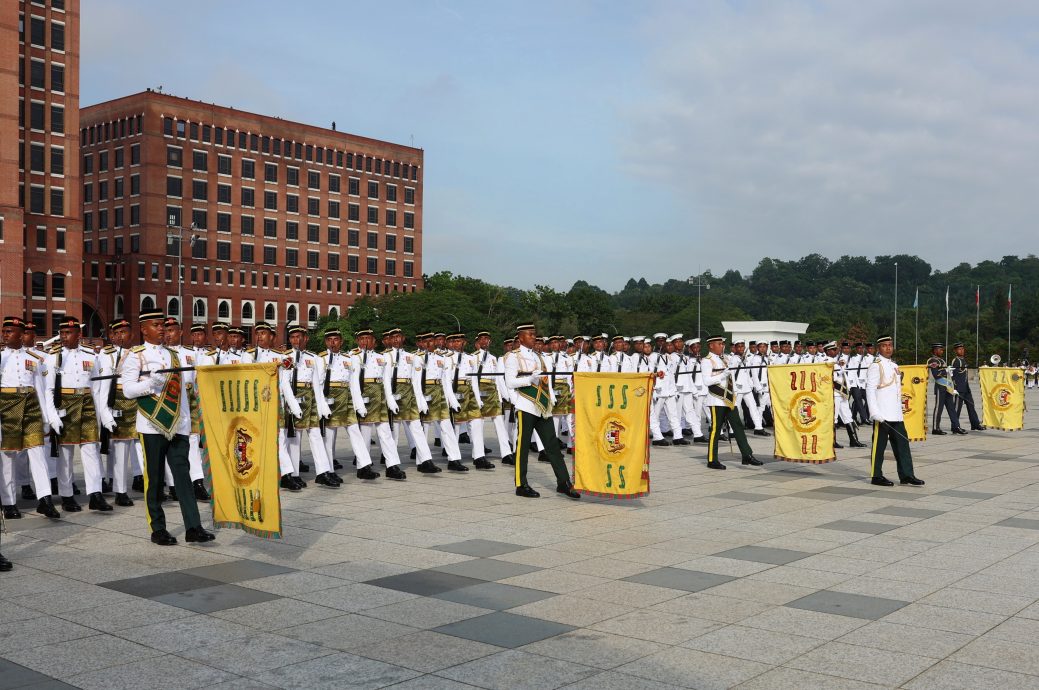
[328,307,338,320]
[114,295,124,318]
[52,274,66,299]
[140,296,155,311]
[31,272,47,298]
[264,303,276,321]
[242,303,253,320]
[286,305,298,324]
[218,300,230,319]
[193,298,206,318]
[308,306,318,324]
[167,297,180,317]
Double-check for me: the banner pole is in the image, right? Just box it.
[1008,284,1012,363]
[975,284,980,369]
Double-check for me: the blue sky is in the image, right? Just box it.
[82,1,1039,291]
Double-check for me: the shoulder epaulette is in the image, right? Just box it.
[80,345,97,354]
[47,344,61,355]
[205,348,217,355]
[318,350,328,357]
[246,347,257,354]
[131,345,146,353]
[302,349,315,356]
[27,349,44,360]
[102,345,116,353]
[350,348,361,354]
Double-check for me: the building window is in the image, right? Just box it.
[115,147,124,169]
[114,206,123,227]
[385,259,397,276]
[130,143,140,165]
[50,146,64,175]
[264,163,278,183]
[241,244,254,263]
[193,299,207,319]
[167,176,183,197]
[349,178,360,196]
[30,143,45,172]
[241,215,255,236]
[368,180,379,199]
[328,200,340,219]
[193,150,207,171]
[386,209,397,227]
[405,187,415,204]
[386,235,397,252]
[192,179,207,200]
[285,248,298,267]
[241,188,255,207]
[217,241,231,261]
[217,155,231,175]
[264,218,277,238]
[328,253,340,271]
[286,221,298,240]
[366,207,378,224]
[348,203,360,222]
[191,237,207,258]
[130,174,140,196]
[98,180,108,201]
[286,194,298,213]
[366,257,377,274]
[31,101,45,130]
[404,211,415,229]
[403,261,414,278]
[386,185,397,202]
[367,231,378,249]
[30,59,45,89]
[328,175,341,193]
[348,229,359,247]
[348,255,359,272]
[98,209,109,230]
[264,191,278,211]
[264,303,276,321]
[307,224,319,242]
[217,183,231,203]
[287,167,299,186]
[307,251,319,268]
[167,146,182,167]
[307,197,319,215]
[50,188,64,215]
[308,171,320,189]
[32,271,47,297]
[328,227,340,245]
[241,159,255,179]
[35,227,47,250]
[263,246,276,265]
[218,301,230,320]
[130,235,140,252]
[83,154,93,174]
[217,212,231,233]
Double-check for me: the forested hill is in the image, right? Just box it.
[315,254,1039,363]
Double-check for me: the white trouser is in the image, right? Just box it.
[553,415,574,448]
[187,433,204,481]
[14,452,31,487]
[279,427,333,476]
[55,442,104,496]
[681,393,705,437]
[0,447,51,505]
[486,415,513,457]
[397,420,432,463]
[324,423,373,468]
[651,396,682,441]
[456,418,486,459]
[360,423,401,467]
[425,419,461,461]
[759,388,771,411]
[278,428,293,476]
[735,392,763,430]
[834,394,854,425]
[107,440,136,494]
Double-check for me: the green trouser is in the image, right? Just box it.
[870,421,915,481]
[139,433,200,534]
[708,405,754,463]
[514,409,571,489]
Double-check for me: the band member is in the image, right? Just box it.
[280,325,339,488]
[448,333,490,469]
[120,309,215,545]
[866,336,924,487]
[950,343,985,431]
[702,336,761,470]
[503,324,579,499]
[98,319,143,504]
[164,318,209,500]
[382,329,437,470]
[822,342,866,448]
[927,343,966,435]
[728,341,769,437]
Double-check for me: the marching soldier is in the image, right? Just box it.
[448,333,490,469]
[383,329,438,470]
[728,341,770,437]
[702,336,761,470]
[866,336,924,487]
[280,325,339,489]
[751,341,773,427]
[416,332,464,471]
[650,335,686,446]
[504,324,579,499]
[951,342,985,431]
[822,342,866,448]
[98,319,144,502]
[354,329,407,479]
[317,328,366,483]
[163,318,209,500]
[927,343,966,435]
[547,336,575,454]
[0,316,60,519]
[473,331,515,465]
[680,339,708,443]
[855,343,876,424]
[43,316,112,513]
[226,327,254,363]
[576,334,612,373]
[120,309,215,545]
[250,322,304,489]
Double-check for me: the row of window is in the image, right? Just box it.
[21,100,65,133]
[82,144,140,173]
[29,226,67,252]
[27,271,67,299]
[18,58,65,93]
[83,175,140,202]
[22,14,65,51]
[24,143,64,176]
[22,184,65,215]
[81,115,144,146]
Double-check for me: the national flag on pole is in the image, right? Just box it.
[912,288,918,309]
[945,286,949,310]
[1008,284,1012,309]
[975,285,980,306]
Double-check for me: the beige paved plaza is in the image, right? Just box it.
[3,390,1039,689]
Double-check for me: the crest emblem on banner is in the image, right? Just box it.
[901,393,913,414]
[602,417,627,454]
[993,385,1013,410]
[791,393,822,433]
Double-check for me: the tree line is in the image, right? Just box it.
[313,254,1039,365]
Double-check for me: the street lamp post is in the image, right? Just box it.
[687,274,711,343]
[167,217,196,325]
[893,262,898,350]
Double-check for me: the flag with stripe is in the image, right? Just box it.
[766,363,835,463]
[980,366,1025,431]
[898,364,929,442]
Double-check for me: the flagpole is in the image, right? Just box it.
[1008,284,1012,363]
[893,262,898,350]
[975,285,980,369]
[914,287,919,364]
[944,285,949,356]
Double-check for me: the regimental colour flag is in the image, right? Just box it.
[572,372,652,498]
[980,366,1025,431]
[767,362,835,463]
[197,363,283,538]
[898,364,929,442]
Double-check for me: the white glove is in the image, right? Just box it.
[528,370,541,381]
[50,416,64,435]
[317,401,332,419]
[450,401,461,412]
[288,401,303,419]
[417,401,429,415]
[100,412,117,432]
[355,405,368,418]
[149,372,166,392]
[387,399,400,414]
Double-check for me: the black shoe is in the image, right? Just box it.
[315,472,341,488]
[36,497,59,519]
[379,455,386,466]
[682,429,694,437]
[717,433,729,442]
[280,474,302,492]
[556,484,581,499]
[417,460,442,473]
[0,553,11,572]
[693,436,708,444]
[932,428,947,435]
[971,425,986,431]
[409,448,417,460]
[101,478,112,494]
[672,438,691,446]
[537,451,549,463]
[88,492,113,512]
[132,475,144,493]
[151,529,178,546]
[294,476,307,489]
[168,486,179,502]
[72,481,81,496]
[50,477,58,495]
[473,457,495,470]
[441,449,448,458]
[833,440,844,449]
[434,438,442,447]
[333,459,344,470]
[707,461,727,470]
[501,454,516,466]
[386,465,407,481]
[663,431,673,438]
[357,465,380,480]
[447,460,470,472]
[900,477,925,486]
[484,447,492,455]
[20,484,35,501]
[458,432,471,444]
[3,505,22,519]
[742,456,763,466]
[850,441,866,448]
[299,462,310,473]
[871,476,895,487]
[753,429,771,437]
[952,428,968,435]
[193,479,210,501]
[516,485,540,498]
[114,493,134,507]
[651,439,671,447]
[61,496,82,512]
[185,526,216,542]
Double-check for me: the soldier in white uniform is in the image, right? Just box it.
[702,336,761,470]
[447,333,489,469]
[821,341,866,448]
[728,341,770,437]
[354,329,407,479]
[682,339,708,443]
[1,316,61,519]
[249,322,304,489]
[415,332,464,470]
[546,336,575,455]
[43,316,112,513]
[163,318,210,500]
[280,325,338,489]
[382,329,438,471]
[98,319,145,503]
[752,342,773,427]
[865,336,924,487]
[576,334,613,373]
[650,335,686,446]
[318,328,368,483]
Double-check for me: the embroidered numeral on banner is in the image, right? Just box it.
[595,384,629,410]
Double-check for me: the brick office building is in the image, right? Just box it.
[80,90,423,339]
[0,0,82,335]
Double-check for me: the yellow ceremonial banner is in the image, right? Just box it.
[899,364,929,442]
[572,373,652,498]
[767,363,835,463]
[197,363,283,539]
[980,367,1026,431]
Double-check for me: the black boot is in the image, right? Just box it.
[357,465,380,480]
[20,484,35,501]
[3,505,22,519]
[500,454,516,466]
[409,448,417,460]
[417,460,442,473]
[61,496,82,512]
[385,465,407,481]
[36,497,60,518]
[280,474,302,492]
[193,479,210,501]
[333,459,344,470]
[132,475,144,492]
[848,424,866,448]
